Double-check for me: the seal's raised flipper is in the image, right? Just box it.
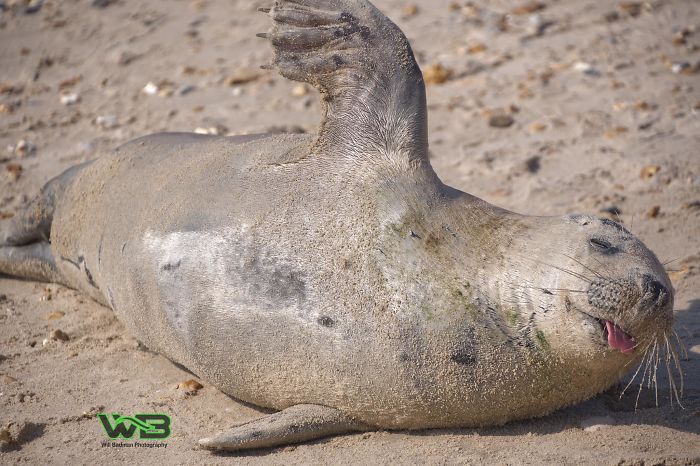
[198,404,369,452]
[259,0,428,163]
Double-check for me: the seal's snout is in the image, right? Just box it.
[586,278,639,313]
[639,273,671,310]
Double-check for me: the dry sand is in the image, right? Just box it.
[1,0,699,464]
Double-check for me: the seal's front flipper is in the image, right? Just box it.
[259,0,428,163]
[198,404,369,452]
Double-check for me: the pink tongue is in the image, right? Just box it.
[605,320,635,354]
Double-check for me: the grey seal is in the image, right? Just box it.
[0,0,678,452]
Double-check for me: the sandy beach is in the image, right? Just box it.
[1,0,699,464]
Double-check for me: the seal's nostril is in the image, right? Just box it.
[641,274,668,305]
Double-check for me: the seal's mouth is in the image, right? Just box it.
[594,318,635,354]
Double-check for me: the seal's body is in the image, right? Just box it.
[0,0,675,451]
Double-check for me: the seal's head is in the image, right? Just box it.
[505,213,673,364]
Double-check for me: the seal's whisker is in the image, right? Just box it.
[587,255,615,281]
[508,283,586,294]
[515,255,593,284]
[653,339,660,407]
[635,345,654,410]
[661,257,679,267]
[561,253,604,279]
[664,334,685,408]
[536,261,592,284]
[664,343,674,408]
[671,328,689,360]
[647,340,658,390]
[620,340,653,396]
[666,333,685,398]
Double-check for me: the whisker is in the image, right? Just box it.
[666,333,685,399]
[664,345,675,408]
[671,329,689,360]
[635,345,654,411]
[653,339,660,407]
[517,255,593,284]
[508,284,587,294]
[620,340,653,396]
[562,253,604,279]
[661,257,680,267]
[588,255,615,280]
[664,334,685,408]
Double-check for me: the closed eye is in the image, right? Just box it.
[589,238,614,252]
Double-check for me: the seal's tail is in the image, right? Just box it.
[0,162,90,284]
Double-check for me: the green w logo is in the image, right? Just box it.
[97,413,171,440]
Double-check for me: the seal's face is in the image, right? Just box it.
[527,214,673,360]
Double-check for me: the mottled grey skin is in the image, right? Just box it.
[0,0,674,452]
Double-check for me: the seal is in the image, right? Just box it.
[0,0,678,452]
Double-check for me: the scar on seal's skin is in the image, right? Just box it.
[78,255,98,288]
[60,256,80,269]
[61,255,97,288]
[161,260,181,272]
[317,316,335,327]
[107,287,116,310]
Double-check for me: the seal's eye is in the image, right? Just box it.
[589,238,613,251]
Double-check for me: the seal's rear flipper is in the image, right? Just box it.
[198,404,369,452]
[259,0,428,163]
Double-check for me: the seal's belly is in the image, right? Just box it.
[140,226,311,344]
[113,225,385,412]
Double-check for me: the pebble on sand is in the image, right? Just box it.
[573,61,601,77]
[5,163,22,182]
[58,75,82,90]
[49,329,70,342]
[292,84,309,97]
[194,124,228,136]
[528,122,547,133]
[646,205,661,218]
[604,126,628,139]
[59,93,80,105]
[94,115,119,129]
[178,379,203,392]
[402,4,418,18]
[580,416,616,432]
[47,311,65,320]
[225,68,261,86]
[142,82,159,95]
[176,84,195,96]
[640,165,660,179]
[423,64,453,85]
[2,375,17,384]
[0,427,12,445]
[489,114,515,128]
[511,2,546,16]
[618,2,642,17]
[12,139,36,157]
